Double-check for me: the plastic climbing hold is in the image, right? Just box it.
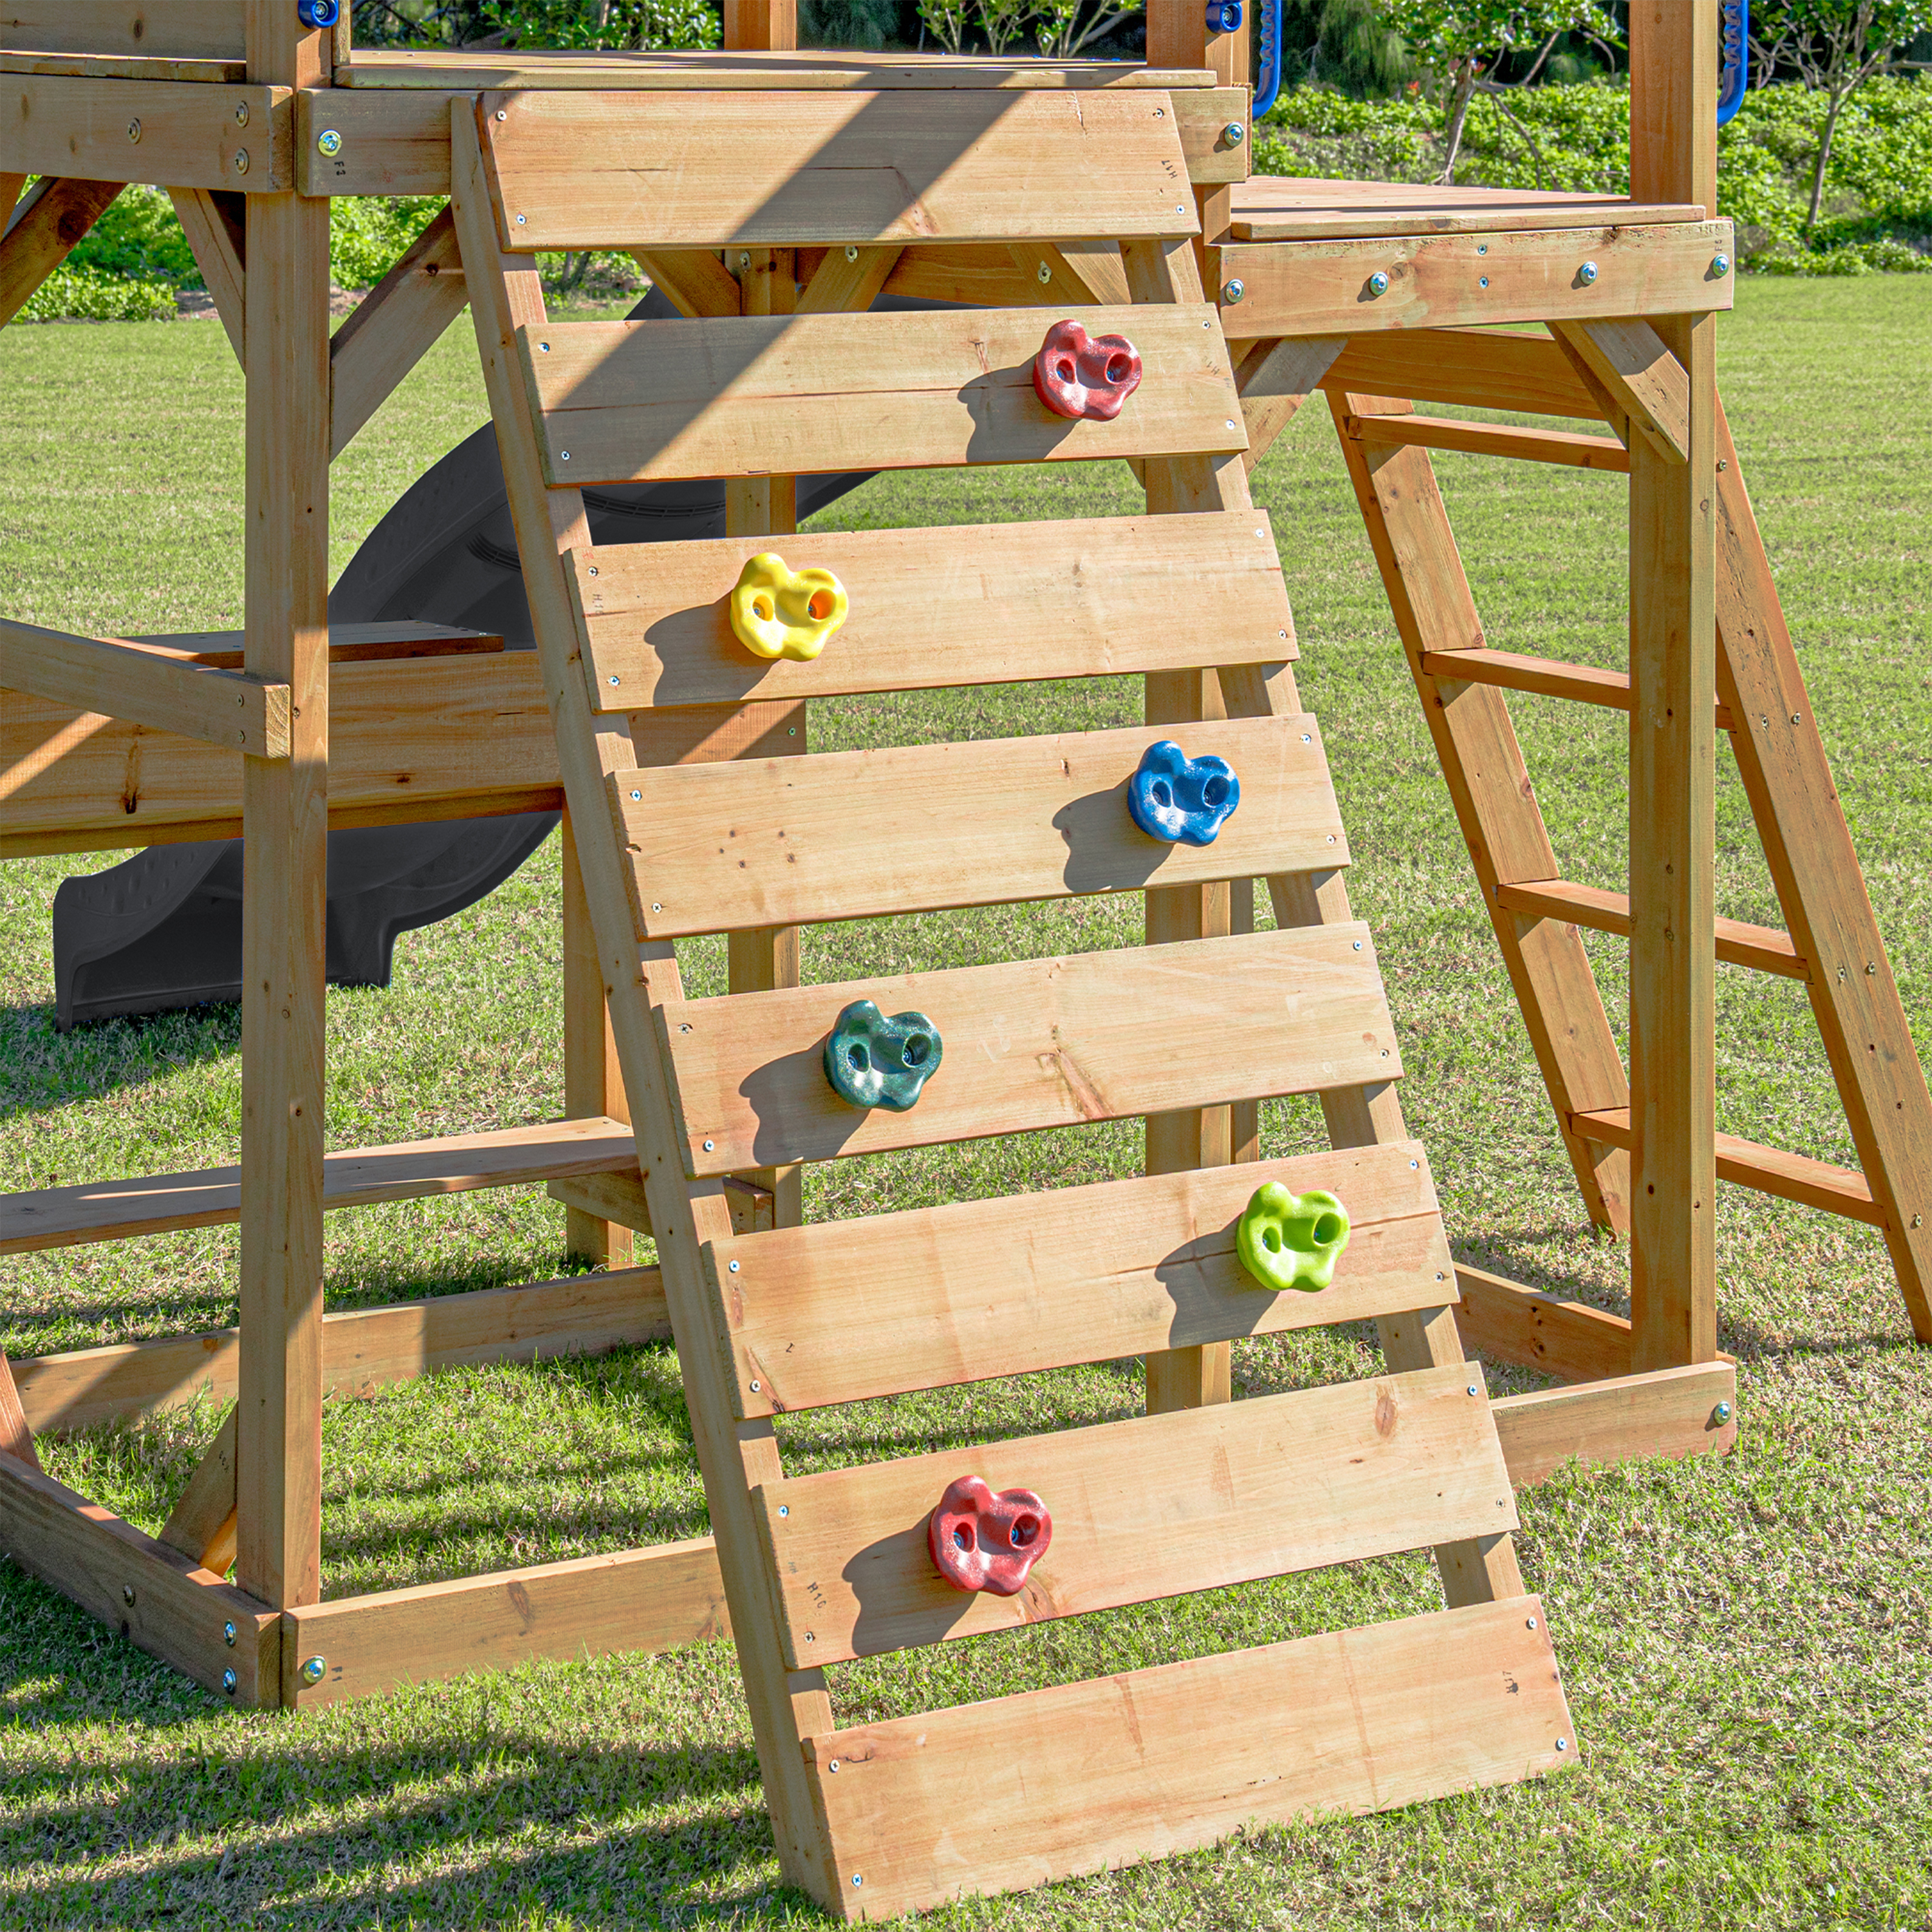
[823,999,942,1112]
[927,1475,1052,1596]
[727,553,849,662]
[1032,319,1143,422]
[1127,740,1240,846]
[1236,1182,1351,1292]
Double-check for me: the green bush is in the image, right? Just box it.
[19,270,178,323]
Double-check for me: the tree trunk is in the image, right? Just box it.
[1806,86,1851,230]
[1439,64,1480,184]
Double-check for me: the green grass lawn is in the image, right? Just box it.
[3,279,1930,1929]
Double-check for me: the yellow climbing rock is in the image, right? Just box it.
[728,552,849,661]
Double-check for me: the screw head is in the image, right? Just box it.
[828,1758,840,1772]
[1367,270,1390,296]
[560,451,571,462]
[1712,1399,1734,1424]
[516,214,527,225]
[233,149,250,175]
[1711,252,1732,278]
[1479,276,1490,288]
[608,674,620,685]
[778,1504,788,1517]
[630,788,641,800]
[845,243,859,262]
[1222,122,1246,146]
[1555,1738,1568,1752]
[223,1621,237,1647]
[728,1259,740,1273]
[703,1139,715,1152]
[1466,1384,1479,1397]
[1221,278,1245,305]
[1526,1616,1539,1630]
[301,1655,327,1685]
[222,1669,238,1694]
[1578,260,1599,285]
[748,1379,761,1392]
[235,103,250,128]
[317,129,343,158]
[1037,260,1052,285]
[128,118,142,143]
[122,1585,137,1606]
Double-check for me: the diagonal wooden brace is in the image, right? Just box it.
[1549,317,1688,463]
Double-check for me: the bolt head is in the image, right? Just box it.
[1711,252,1732,277]
[128,119,142,143]
[703,1139,715,1151]
[122,1585,137,1606]
[728,1259,740,1273]
[232,149,250,175]
[1713,1399,1734,1424]
[1221,278,1245,305]
[301,1655,327,1685]
[222,1669,238,1694]
[223,1621,237,1647]
[845,243,859,261]
[1578,260,1599,285]
[1222,122,1246,146]
[317,129,343,158]
[235,103,250,128]
[1368,270,1390,296]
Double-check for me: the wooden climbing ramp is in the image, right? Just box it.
[455,86,1573,1917]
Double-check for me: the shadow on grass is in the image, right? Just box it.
[0,999,240,1123]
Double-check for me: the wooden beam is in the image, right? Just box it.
[1491,1362,1736,1490]
[1549,317,1689,464]
[0,176,124,327]
[0,1352,40,1471]
[0,1447,280,1703]
[11,1267,672,1435]
[1350,411,1631,473]
[0,620,289,755]
[1321,327,1606,420]
[795,240,900,315]
[0,4,249,59]
[629,246,741,319]
[167,186,247,362]
[1233,334,1347,470]
[0,76,289,189]
[1417,644,1737,724]
[1494,879,1805,980]
[723,0,795,49]
[329,204,469,459]
[158,1406,238,1575]
[1452,1262,1632,1383]
[562,813,634,1267]
[0,173,26,228]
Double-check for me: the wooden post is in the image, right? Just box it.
[1626,1,1719,1371]
[724,0,796,50]
[236,0,333,1620]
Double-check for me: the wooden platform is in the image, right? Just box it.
[1229,176,1707,241]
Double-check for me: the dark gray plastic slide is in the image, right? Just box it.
[52,287,876,1029]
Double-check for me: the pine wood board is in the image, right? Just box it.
[1450,1262,1633,1384]
[480,87,1197,251]
[710,1140,1454,1418]
[1490,1362,1736,1487]
[0,75,289,191]
[1349,410,1630,471]
[1493,878,1805,980]
[611,717,1344,938]
[518,303,1244,486]
[0,175,124,328]
[661,924,1400,1177]
[0,50,247,82]
[281,1539,730,1708]
[807,1596,1572,1918]
[1231,176,1703,241]
[571,511,1294,711]
[1,1117,640,1253]
[0,3,246,59]
[1322,327,1605,419]
[1220,221,1733,339]
[753,1365,1513,1666]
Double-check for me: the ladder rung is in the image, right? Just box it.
[1496,880,1807,980]
[1569,1108,1882,1225]
[1419,647,1735,731]
[1348,412,1630,472]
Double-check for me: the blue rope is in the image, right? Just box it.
[1252,0,1283,120]
[1719,0,1749,125]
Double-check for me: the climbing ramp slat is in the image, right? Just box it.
[455,86,1571,1918]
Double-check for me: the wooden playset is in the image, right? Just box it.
[3,0,1929,1913]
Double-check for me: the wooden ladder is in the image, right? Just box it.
[1295,332,1932,1349]
[454,86,1575,1919]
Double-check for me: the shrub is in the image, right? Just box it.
[19,271,178,323]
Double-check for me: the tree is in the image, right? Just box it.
[1751,0,1932,227]
[1031,0,1140,59]
[477,0,721,47]
[1383,1,1618,180]
[1280,0,1410,95]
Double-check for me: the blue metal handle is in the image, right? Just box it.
[1719,0,1748,125]
[297,0,341,27]
[1253,0,1283,121]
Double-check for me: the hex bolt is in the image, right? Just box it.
[1367,270,1390,296]
[1223,122,1246,146]
[1712,1399,1734,1424]
[223,1621,237,1647]
[1222,278,1245,305]
[223,1669,238,1694]
[128,119,142,144]
[233,149,250,175]
[1578,260,1599,284]
[301,1656,327,1685]
[1711,252,1732,277]
[317,129,343,158]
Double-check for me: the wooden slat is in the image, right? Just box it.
[573,512,1294,711]
[0,49,246,83]
[329,204,469,460]
[1349,412,1630,472]
[480,88,1198,250]
[1451,1261,1632,1384]
[1550,317,1690,464]
[1494,878,1806,979]
[1,619,289,755]
[0,1352,39,1470]
[166,187,246,363]
[518,305,1244,486]
[0,1448,279,1704]
[0,175,123,328]
[1,1116,641,1253]
[1231,175,1705,242]
[1420,644,1634,712]
[1221,221,1733,339]
[808,1596,1572,1918]
[1233,334,1347,468]
[1572,1106,1882,1225]
[663,923,1400,1177]
[710,1141,1453,1417]
[1491,1362,1736,1489]
[1321,327,1606,420]
[12,1267,673,1434]
[612,717,1345,938]
[2,646,560,857]
[754,1365,1512,1667]
[281,1539,729,1708]
[0,3,247,59]
[0,76,287,191]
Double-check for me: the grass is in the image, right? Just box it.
[2,278,1930,1929]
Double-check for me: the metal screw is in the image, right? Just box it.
[630,789,641,800]
[1866,961,1877,974]
[845,243,859,262]
[703,1139,715,1151]
[609,674,621,685]
[804,1632,815,1643]
[1367,270,1390,296]
[1467,1384,1479,1397]
[1791,714,1801,724]
[749,1379,761,1392]
[516,214,527,225]
[1302,733,1312,743]
[778,1505,788,1517]
[1479,276,1490,289]
[1352,940,1361,949]
[1037,260,1052,286]
[739,252,751,270]
[851,1873,861,1886]
[233,149,250,175]
[301,1656,327,1685]
[1477,243,1488,255]
[123,1585,137,1606]
[1555,1738,1568,1752]
[828,1759,840,1772]
[235,103,250,128]
[222,1669,238,1694]
[1226,420,1236,431]
[1222,279,1245,304]
[560,451,571,462]
[223,1622,237,1647]
[538,341,551,352]
[728,1259,740,1273]
[317,129,343,158]
[128,118,142,143]
[1713,1399,1733,1424]
[652,902,661,911]
[1526,1616,1538,1630]
[587,564,597,574]
[1578,260,1598,284]
[1913,1214,1924,1229]
[1177,204,1186,215]
[497,110,507,121]
[1380,1048,1390,1057]
[1223,122,1246,146]
[1711,253,1732,278]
